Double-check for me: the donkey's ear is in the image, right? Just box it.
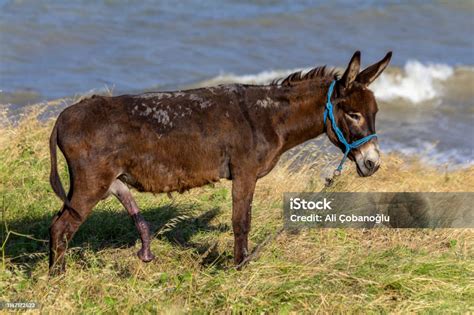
[356,51,392,86]
[339,51,361,89]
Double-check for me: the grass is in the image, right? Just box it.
[0,105,473,313]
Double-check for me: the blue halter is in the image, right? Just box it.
[324,80,377,174]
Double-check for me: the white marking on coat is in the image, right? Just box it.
[224,84,239,93]
[256,97,279,108]
[188,94,213,109]
[188,94,201,102]
[207,87,217,94]
[152,109,170,125]
[140,103,153,116]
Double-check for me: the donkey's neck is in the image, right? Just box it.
[271,81,330,152]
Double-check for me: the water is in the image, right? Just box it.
[0,0,473,166]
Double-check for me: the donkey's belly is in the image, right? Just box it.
[122,153,230,194]
[121,171,221,193]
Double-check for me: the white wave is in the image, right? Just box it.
[371,60,454,103]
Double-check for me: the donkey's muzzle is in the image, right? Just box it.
[355,141,381,177]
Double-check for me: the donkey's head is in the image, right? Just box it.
[325,51,392,177]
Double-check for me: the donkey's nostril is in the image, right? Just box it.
[365,158,376,170]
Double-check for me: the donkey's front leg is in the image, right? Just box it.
[231,175,257,266]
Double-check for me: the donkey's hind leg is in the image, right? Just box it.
[109,179,155,262]
[49,174,110,275]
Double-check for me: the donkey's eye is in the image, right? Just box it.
[346,112,362,122]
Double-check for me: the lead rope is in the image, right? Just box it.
[323,81,377,187]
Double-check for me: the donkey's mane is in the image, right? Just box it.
[271,66,339,86]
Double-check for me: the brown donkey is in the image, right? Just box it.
[49,51,392,274]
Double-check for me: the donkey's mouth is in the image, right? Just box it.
[355,161,378,177]
[356,164,367,177]
[356,160,380,177]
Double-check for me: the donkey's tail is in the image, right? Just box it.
[49,121,71,208]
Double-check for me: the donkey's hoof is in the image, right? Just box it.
[137,249,155,262]
[48,264,66,277]
[49,258,66,277]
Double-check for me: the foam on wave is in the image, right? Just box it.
[371,60,454,103]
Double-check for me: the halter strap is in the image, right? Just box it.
[324,80,377,173]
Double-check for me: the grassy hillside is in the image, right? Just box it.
[1,108,473,313]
